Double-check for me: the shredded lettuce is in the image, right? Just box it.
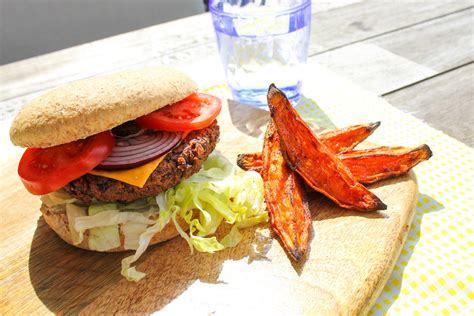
[45,152,267,282]
[121,153,267,281]
[72,201,158,252]
[122,222,149,250]
[220,226,243,248]
[159,153,267,253]
[65,204,87,245]
[87,204,120,251]
[42,190,77,207]
[88,225,120,251]
[121,205,172,281]
[74,210,154,231]
[88,203,117,215]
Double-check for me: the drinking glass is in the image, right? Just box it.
[209,0,311,107]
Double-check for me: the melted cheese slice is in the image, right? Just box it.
[88,155,167,188]
[88,131,190,188]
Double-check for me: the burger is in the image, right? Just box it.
[9,67,268,281]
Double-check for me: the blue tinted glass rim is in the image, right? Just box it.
[209,0,311,17]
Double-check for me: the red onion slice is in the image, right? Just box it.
[97,131,182,170]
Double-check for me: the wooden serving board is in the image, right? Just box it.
[0,100,417,315]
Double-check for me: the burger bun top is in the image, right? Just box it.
[10,67,197,148]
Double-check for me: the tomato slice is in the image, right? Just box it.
[18,131,115,195]
[136,92,222,131]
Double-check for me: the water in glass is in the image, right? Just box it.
[211,0,311,107]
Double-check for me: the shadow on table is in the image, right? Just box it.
[226,94,337,139]
[227,99,269,138]
[373,193,445,314]
[28,217,271,314]
[28,217,125,313]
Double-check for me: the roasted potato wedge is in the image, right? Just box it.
[267,84,386,211]
[262,121,311,260]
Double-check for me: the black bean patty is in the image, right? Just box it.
[63,121,219,203]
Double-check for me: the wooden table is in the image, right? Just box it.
[1,1,472,146]
[0,1,472,314]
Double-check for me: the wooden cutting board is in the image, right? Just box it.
[0,99,417,315]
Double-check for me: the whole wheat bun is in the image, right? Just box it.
[10,67,197,148]
[40,203,187,252]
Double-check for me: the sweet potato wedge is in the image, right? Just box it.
[237,145,432,184]
[237,152,263,173]
[262,121,311,260]
[267,84,386,211]
[237,121,381,173]
[318,121,380,153]
[339,145,432,184]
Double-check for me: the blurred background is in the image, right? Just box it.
[1,0,472,145]
[0,0,208,65]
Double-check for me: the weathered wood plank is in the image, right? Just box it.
[309,8,473,97]
[371,8,474,72]
[1,1,471,102]
[309,0,472,54]
[383,63,474,146]
[314,43,437,96]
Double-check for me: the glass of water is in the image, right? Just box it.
[209,0,311,107]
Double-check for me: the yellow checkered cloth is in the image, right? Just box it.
[205,84,473,315]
